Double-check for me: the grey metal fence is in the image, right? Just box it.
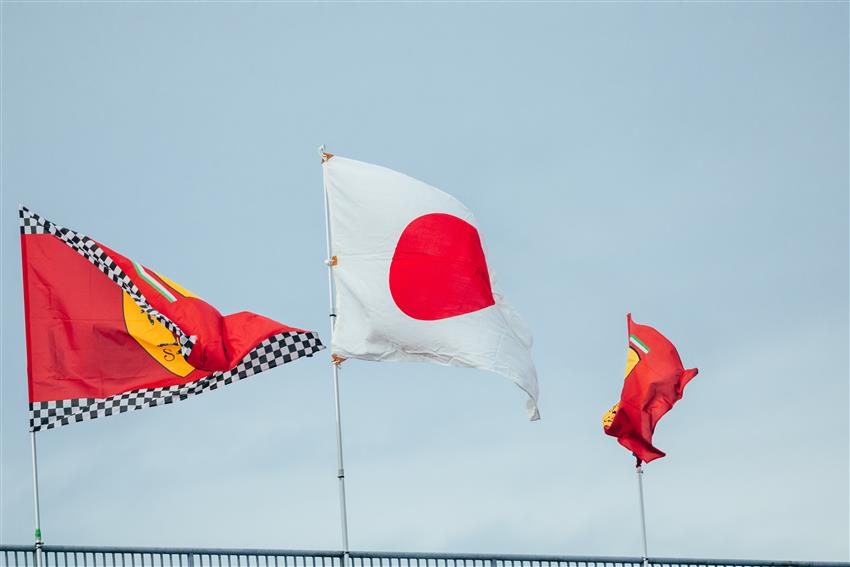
[1,547,846,567]
[0,547,341,567]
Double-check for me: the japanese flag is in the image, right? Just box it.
[323,154,539,420]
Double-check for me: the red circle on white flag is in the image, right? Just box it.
[389,213,495,321]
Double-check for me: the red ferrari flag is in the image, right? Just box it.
[603,314,698,464]
[20,206,324,432]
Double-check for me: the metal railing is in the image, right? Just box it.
[0,547,342,567]
[0,546,847,567]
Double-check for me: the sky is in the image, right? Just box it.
[1,1,848,563]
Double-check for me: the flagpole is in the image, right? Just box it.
[635,457,649,567]
[319,146,351,560]
[30,431,44,567]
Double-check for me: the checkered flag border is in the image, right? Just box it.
[29,331,324,432]
[20,206,196,357]
[19,207,51,235]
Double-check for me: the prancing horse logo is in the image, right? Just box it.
[122,269,198,378]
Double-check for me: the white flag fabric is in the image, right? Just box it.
[323,154,540,420]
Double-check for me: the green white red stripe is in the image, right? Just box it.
[630,334,649,354]
[132,260,176,302]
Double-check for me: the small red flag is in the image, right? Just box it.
[603,314,698,464]
[20,207,324,431]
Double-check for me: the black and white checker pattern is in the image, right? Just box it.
[29,331,324,431]
[19,206,197,358]
[19,207,51,235]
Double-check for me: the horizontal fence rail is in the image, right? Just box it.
[1,546,847,567]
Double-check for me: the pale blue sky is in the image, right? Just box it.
[1,2,848,562]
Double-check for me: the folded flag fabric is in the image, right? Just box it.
[322,154,539,420]
[20,207,323,432]
[603,314,698,463]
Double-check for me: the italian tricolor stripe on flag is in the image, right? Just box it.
[132,261,177,302]
[630,334,650,354]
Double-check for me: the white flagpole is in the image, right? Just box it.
[319,146,351,559]
[30,431,44,567]
[635,458,649,567]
